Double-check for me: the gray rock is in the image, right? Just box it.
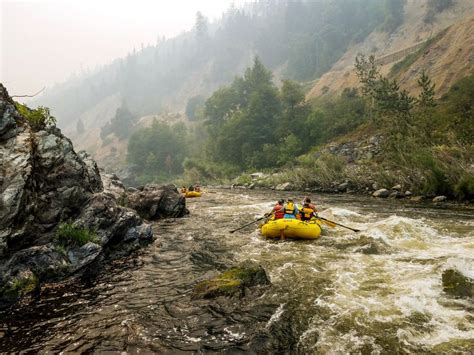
[68,243,102,272]
[102,173,127,200]
[337,182,349,192]
[373,188,390,198]
[404,190,413,196]
[391,184,402,191]
[442,269,473,298]
[192,261,270,300]
[126,184,187,219]
[77,151,103,193]
[3,245,69,280]
[433,195,447,202]
[389,191,403,199]
[0,84,160,309]
[275,182,292,191]
[250,172,266,180]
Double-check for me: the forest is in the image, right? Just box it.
[126,55,473,199]
[35,0,405,123]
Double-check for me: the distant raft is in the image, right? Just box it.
[184,191,202,198]
[260,218,322,239]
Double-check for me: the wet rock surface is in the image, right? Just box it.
[126,184,187,219]
[0,84,185,309]
[442,268,473,298]
[192,261,270,299]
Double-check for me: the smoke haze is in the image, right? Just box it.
[1,0,241,96]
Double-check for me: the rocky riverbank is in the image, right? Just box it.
[0,84,187,309]
[216,178,462,205]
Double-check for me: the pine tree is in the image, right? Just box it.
[417,70,436,108]
[195,12,208,41]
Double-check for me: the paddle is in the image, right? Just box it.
[229,214,269,233]
[317,216,360,232]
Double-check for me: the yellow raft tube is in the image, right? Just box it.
[184,191,202,198]
[260,218,322,240]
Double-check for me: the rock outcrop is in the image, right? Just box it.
[0,84,186,309]
[192,261,271,300]
[442,268,473,298]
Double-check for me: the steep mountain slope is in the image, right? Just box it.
[29,0,474,174]
[306,0,474,99]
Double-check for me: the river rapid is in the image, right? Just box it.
[1,189,473,353]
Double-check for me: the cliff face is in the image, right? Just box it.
[0,84,186,309]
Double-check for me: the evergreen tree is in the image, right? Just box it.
[417,70,436,108]
[195,11,209,41]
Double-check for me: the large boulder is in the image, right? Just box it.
[275,182,293,191]
[126,184,187,219]
[442,269,473,298]
[372,188,390,198]
[192,261,271,299]
[0,84,157,309]
[101,172,127,200]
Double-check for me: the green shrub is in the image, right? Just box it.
[55,223,98,247]
[454,176,474,200]
[1,272,39,302]
[14,102,56,131]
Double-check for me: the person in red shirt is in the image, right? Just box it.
[272,199,285,219]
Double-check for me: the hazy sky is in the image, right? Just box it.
[1,0,244,96]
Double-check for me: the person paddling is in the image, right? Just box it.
[302,196,316,211]
[272,199,285,220]
[300,202,317,221]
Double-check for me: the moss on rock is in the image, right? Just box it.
[1,270,39,304]
[192,261,270,299]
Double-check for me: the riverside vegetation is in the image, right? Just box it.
[127,57,473,201]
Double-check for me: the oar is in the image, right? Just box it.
[229,215,268,233]
[318,216,360,232]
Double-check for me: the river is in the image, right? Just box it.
[1,189,473,353]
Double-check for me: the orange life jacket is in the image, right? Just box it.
[273,204,284,219]
[300,207,314,221]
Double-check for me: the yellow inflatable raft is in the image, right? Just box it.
[184,191,202,198]
[260,218,322,239]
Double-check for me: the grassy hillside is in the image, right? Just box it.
[306,0,474,99]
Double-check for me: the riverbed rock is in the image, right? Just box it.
[275,182,292,191]
[389,191,403,199]
[250,172,266,180]
[373,188,390,198]
[442,269,473,298]
[433,195,447,202]
[0,84,157,309]
[405,190,413,197]
[337,182,349,192]
[126,184,187,219]
[67,242,103,272]
[192,261,270,300]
